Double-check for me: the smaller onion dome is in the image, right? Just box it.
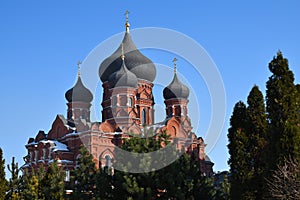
[65,76,93,103]
[163,58,189,100]
[108,58,138,88]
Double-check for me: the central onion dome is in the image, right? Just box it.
[99,30,156,83]
[108,58,138,88]
[163,64,190,100]
[65,76,93,103]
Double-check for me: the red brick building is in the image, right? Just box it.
[22,19,214,176]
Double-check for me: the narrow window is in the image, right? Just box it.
[142,108,146,124]
[129,97,133,106]
[168,107,173,117]
[105,155,112,168]
[30,152,33,162]
[35,150,38,162]
[112,96,117,106]
[82,110,86,119]
[68,110,73,120]
[42,148,46,160]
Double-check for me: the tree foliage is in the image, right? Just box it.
[5,157,21,200]
[0,148,7,200]
[227,101,252,199]
[246,85,268,199]
[113,131,220,200]
[228,51,300,199]
[266,51,300,168]
[40,161,65,200]
[72,145,97,199]
[20,170,39,200]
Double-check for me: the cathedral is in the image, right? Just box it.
[22,15,214,176]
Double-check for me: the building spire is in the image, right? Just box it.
[173,57,178,74]
[77,60,82,77]
[121,43,125,60]
[125,10,130,33]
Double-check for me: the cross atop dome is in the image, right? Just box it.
[173,57,178,74]
[77,60,82,77]
[125,10,130,32]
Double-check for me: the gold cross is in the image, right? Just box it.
[77,60,82,77]
[173,57,178,73]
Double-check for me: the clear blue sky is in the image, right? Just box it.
[0,0,299,176]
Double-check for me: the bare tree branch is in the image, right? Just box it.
[266,156,300,199]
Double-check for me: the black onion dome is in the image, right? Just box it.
[108,60,138,88]
[99,32,156,82]
[65,77,93,103]
[163,73,190,100]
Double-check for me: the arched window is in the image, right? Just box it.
[183,107,187,115]
[67,110,73,120]
[42,148,46,160]
[128,97,133,107]
[142,108,147,125]
[82,110,86,119]
[30,151,33,162]
[34,150,38,162]
[168,107,173,117]
[112,96,117,106]
[75,154,81,168]
[105,155,112,168]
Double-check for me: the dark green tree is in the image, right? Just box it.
[40,161,65,200]
[5,157,21,200]
[0,148,7,200]
[113,132,166,199]
[94,167,113,200]
[214,173,230,200]
[114,131,218,199]
[266,51,300,170]
[246,85,268,199]
[227,101,252,199]
[72,145,97,199]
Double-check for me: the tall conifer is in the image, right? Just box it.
[72,145,97,199]
[266,51,300,169]
[246,85,267,199]
[227,101,250,199]
[40,161,64,200]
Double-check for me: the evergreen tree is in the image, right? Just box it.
[5,157,21,200]
[113,133,165,199]
[266,51,300,170]
[35,165,45,200]
[214,173,230,200]
[94,167,113,200]
[20,170,39,200]
[72,145,97,199]
[0,148,7,200]
[114,131,218,199]
[227,101,251,199]
[40,161,65,200]
[246,85,267,199]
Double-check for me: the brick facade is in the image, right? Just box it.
[22,22,214,177]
